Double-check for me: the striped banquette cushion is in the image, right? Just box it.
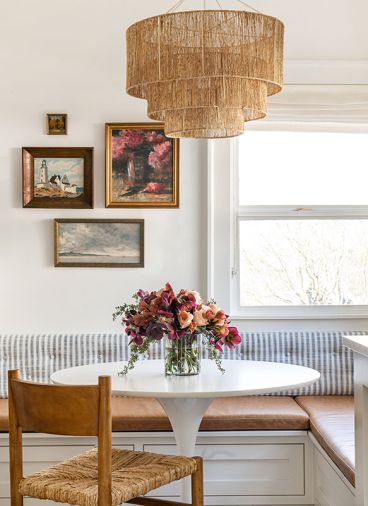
[0,331,363,398]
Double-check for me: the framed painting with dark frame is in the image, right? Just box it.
[54,219,144,268]
[105,123,179,208]
[23,147,93,208]
[47,113,68,135]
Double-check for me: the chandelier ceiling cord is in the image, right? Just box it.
[126,0,284,139]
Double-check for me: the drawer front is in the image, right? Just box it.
[144,443,305,497]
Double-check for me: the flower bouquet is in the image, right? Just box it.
[113,283,241,376]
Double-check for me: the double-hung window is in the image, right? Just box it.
[208,127,368,319]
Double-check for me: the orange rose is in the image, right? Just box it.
[178,310,194,329]
[219,326,230,337]
[202,304,216,320]
[193,309,208,326]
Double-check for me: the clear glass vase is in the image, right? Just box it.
[164,333,202,376]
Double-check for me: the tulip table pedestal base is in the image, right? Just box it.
[158,397,213,501]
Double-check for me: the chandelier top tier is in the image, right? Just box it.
[126,9,284,139]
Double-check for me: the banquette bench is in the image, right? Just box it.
[0,332,361,506]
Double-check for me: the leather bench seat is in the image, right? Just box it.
[0,396,309,432]
[296,395,355,486]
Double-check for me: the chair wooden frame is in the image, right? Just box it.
[8,369,203,506]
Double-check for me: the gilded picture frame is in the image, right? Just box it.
[105,123,179,208]
[54,219,144,268]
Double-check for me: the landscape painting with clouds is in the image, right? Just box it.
[55,219,144,267]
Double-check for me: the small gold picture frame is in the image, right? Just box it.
[47,113,68,135]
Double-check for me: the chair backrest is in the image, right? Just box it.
[8,370,112,505]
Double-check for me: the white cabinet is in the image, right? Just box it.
[313,440,355,506]
[0,431,313,506]
[145,443,305,498]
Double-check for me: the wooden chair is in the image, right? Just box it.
[8,369,203,506]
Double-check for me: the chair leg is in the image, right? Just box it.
[10,487,23,506]
[191,457,203,506]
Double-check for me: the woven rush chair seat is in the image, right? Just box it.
[20,447,197,506]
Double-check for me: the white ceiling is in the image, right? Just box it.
[128,0,368,61]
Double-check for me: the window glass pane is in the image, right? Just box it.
[239,219,368,306]
[238,131,368,205]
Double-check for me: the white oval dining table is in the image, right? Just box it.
[51,359,320,501]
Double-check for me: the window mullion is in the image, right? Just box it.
[237,205,368,220]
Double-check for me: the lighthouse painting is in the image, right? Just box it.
[22,147,93,208]
[34,158,84,198]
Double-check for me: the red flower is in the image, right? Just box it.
[224,327,242,349]
[142,182,163,194]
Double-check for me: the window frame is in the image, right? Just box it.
[207,124,368,320]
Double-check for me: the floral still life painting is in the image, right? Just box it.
[105,123,179,208]
[113,283,241,376]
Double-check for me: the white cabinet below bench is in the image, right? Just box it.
[311,435,355,506]
[146,443,305,499]
[0,431,313,506]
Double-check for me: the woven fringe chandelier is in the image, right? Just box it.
[126,2,284,139]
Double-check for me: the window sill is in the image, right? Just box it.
[230,306,368,320]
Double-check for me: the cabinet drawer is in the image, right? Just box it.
[144,443,305,497]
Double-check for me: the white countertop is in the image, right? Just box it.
[343,335,368,357]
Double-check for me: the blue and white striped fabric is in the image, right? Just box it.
[0,334,128,399]
[239,331,362,396]
[0,331,364,398]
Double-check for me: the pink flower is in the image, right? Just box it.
[208,303,218,315]
[213,310,226,326]
[145,131,166,143]
[188,291,202,304]
[120,129,144,149]
[218,326,230,337]
[193,309,208,327]
[202,304,216,321]
[148,141,172,172]
[224,327,242,349]
[176,290,199,311]
[214,339,224,352]
[137,289,148,299]
[177,310,194,329]
[112,136,126,160]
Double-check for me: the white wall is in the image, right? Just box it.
[0,0,207,333]
[1,0,367,335]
